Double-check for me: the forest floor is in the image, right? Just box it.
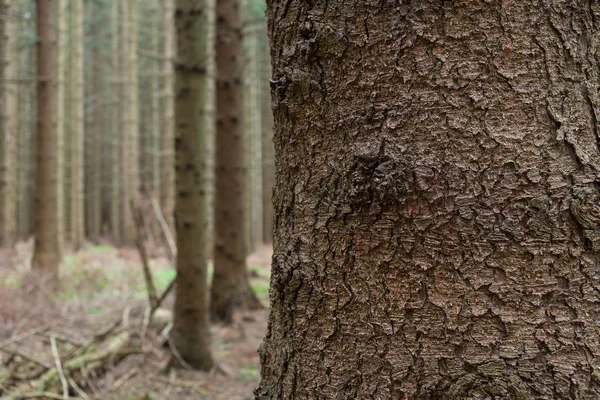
[0,241,272,400]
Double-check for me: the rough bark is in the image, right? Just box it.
[170,0,213,370]
[32,0,61,284]
[257,1,600,399]
[210,0,260,323]
[161,0,176,234]
[69,0,85,250]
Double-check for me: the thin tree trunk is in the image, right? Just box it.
[242,26,263,254]
[17,27,32,241]
[86,1,102,242]
[161,0,175,234]
[120,0,139,246]
[150,1,160,196]
[0,0,7,246]
[27,34,37,240]
[258,2,600,399]
[210,0,261,323]
[0,0,19,247]
[205,0,216,258]
[170,0,213,370]
[260,28,274,245]
[32,0,61,285]
[69,0,84,249]
[110,1,122,245]
[56,0,67,253]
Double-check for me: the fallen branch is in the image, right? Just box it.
[5,331,132,398]
[0,327,49,351]
[49,335,68,400]
[0,348,52,370]
[150,197,177,261]
[132,201,158,309]
[2,390,83,399]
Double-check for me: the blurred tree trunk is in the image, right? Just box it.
[86,0,102,242]
[260,28,274,244]
[56,0,67,253]
[69,0,85,249]
[205,0,216,257]
[0,0,19,247]
[32,0,61,285]
[17,21,33,241]
[243,25,263,254]
[210,0,261,323]
[0,0,7,245]
[258,1,600,399]
[26,32,37,240]
[170,0,213,370]
[120,0,139,246]
[149,1,161,196]
[161,0,175,234]
[110,0,122,245]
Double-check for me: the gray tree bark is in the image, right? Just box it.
[258,1,600,399]
[170,0,213,370]
[32,0,61,285]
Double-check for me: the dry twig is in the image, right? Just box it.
[50,335,69,400]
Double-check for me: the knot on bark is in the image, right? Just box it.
[349,155,406,208]
[571,184,600,250]
[449,373,529,399]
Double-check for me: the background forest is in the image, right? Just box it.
[1,0,272,399]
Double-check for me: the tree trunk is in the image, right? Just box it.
[210,0,260,323]
[161,0,175,234]
[32,0,61,285]
[244,24,264,254]
[260,28,274,245]
[69,0,85,250]
[150,2,161,196]
[56,0,67,253]
[119,0,139,246]
[258,2,600,399]
[86,0,102,242]
[17,24,32,241]
[0,0,18,247]
[170,0,213,370]
[204,0,216,259]
[26,34,37,240]
[110,0,122,245]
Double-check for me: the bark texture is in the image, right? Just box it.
[210,0,260,323]
[32,0,61,283]
[170,0,213,370]
[258,1,600,399]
